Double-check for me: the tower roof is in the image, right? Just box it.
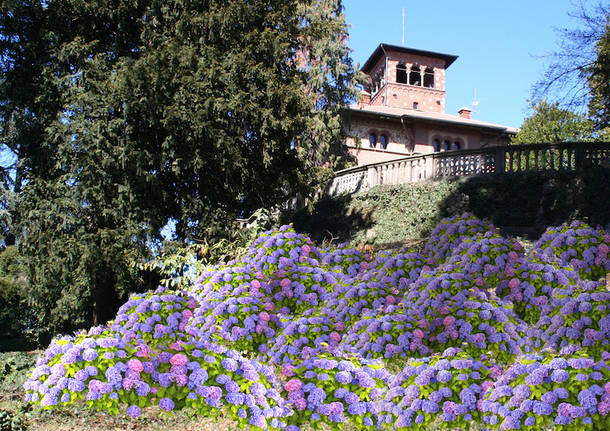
[361,43,458,73]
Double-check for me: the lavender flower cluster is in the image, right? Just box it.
[280,353,390,430]
[265,309,344,364]
[495,254,581,325]
[534,221,610,281]
[481,351,610,430]
[425,292,531,364]
[422,213,495,263]
[378,348,502,430]
[341,303,429,359]
[536,286,610,360]
[442,231,524,289]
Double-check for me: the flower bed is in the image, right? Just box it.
[23,215,610,430]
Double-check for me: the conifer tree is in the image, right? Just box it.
[1,0,358,337]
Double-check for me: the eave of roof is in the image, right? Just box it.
[345,105,518,135]
[361,43,459,73]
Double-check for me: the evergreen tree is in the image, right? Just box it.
[2,0,357,338]
[586,16,610,135]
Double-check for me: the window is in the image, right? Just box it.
[409,65,421,86]
[369,133,377,148]
[453,141,461,150]
[380,134,388,149]
[413,101,419,110]
[433,139,440,152]
[424,67,435,88]
[443,140,451,151]
[396,63,408,84]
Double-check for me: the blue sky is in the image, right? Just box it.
[343,0,583,128]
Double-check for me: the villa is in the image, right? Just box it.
[344,43,518,166]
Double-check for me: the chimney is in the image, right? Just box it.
[458,107,472,119]
[358,90,371,107]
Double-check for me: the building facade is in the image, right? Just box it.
[344,44,518,166]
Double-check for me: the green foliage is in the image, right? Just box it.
[2,0,357,341]
[0,247,30,340]
[0,352,37,394]
[532,2,609,137]
[587,16,610,134]
[512,100,595,145]
[291,181,462,245]
[292,169,610,245]
[0,409,27,431]
[138,209,278,289]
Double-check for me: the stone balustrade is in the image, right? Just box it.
[326,142,610,197]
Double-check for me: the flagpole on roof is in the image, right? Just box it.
[402,8,405,46]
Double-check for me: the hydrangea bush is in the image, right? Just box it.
[266,309,344,365]
[378,348,502,430]
[425,292,531,364]
[495,254,581,325]
[443,231,524,289]
[481,350,610,430]
[536,284,610,360]
[23,218,610,430]
[534,221,610,281]
[23,332,289,429]
[280,354,390,430]
[341,303,429,360]
[422,213,494,263]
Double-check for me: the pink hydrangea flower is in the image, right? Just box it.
[330,332,341,342]
[126,359,144,373]
[413,329,424,339]
[259,312,270,322]
[285,379,303,392]
[169,342,184,351]
[280,278,291,288]
[251,280,261,289]
[169,353,188,367]
[282,364,295,377]
[508,278,520,289]
[443,315,456,326]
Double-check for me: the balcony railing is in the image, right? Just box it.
[326,142,610,196]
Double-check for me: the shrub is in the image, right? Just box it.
[378,348,501,430]
[280,354,390,430]
[481,350,610,430]
[534,221,609,281]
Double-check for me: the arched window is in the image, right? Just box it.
[424,67,435,88]
[453,141,461,151]
[369,133,377,148]
[433,139,440,152]
[396,63,408,84]
[380,134,388,150]
[443,140,451,151]
[409,65,421,86]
